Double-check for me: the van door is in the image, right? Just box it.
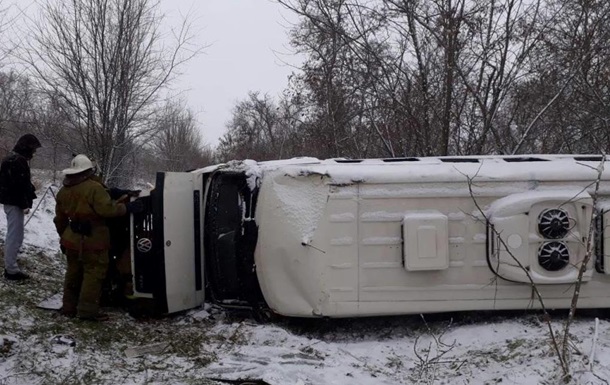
[131,171,204,314]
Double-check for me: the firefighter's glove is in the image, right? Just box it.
[109,188,133,200]
[110,188,142,201]
[125,199,145,214]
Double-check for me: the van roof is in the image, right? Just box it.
[191,154,610,185]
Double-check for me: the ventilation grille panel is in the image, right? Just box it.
[538,241,570,271]
[538,208,570,239]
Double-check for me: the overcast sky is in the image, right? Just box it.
[159,0,299,147]
[8,0,296,147]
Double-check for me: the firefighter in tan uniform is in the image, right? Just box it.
[90,173,140,305]
[53,155,142,320]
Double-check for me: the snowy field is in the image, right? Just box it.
[0,172,609,384]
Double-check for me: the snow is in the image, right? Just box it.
[361,237,402,245]
[1,170,610,384]
[487,189,592,218]
[266,170,329,243]
[0,175,60,251]
[200,316,610,385]
[329,213,356,222]
[243,156,610,185]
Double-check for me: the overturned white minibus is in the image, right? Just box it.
[129,155,610,318]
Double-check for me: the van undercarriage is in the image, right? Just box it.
[204,172,264,310]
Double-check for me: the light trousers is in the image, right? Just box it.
[3,205,25,274]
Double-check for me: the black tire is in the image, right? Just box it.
[251,306,277,323]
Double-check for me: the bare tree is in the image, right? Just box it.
[217,92,285,161]
[0,0,17,67]
[0,0,31,140]
[526,0,610,154]
[278,0,609,158]
[29,93,79,180]
[21,0,200,185]
[150,100,212,172]
[0,71,35,152]
[279,0,388,159]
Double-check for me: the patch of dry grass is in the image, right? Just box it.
[0,245,224,385]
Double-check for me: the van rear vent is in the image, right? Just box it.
[439,158,479,163]
[382,157,420,162]
[538,241,570,271]
[504,157,549,162]
[334,159,363,163]
[538,208,570,239]
[573,156,604,162]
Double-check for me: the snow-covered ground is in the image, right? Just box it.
[0,172,609,384]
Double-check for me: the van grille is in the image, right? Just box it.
[132,196,155,293]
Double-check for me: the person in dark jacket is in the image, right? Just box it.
[0,134,42,281]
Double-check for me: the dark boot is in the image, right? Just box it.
[78,313,109,322]
[4,270,29,281]
[59,307,76,318]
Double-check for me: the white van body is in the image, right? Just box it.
[130,155,610,317]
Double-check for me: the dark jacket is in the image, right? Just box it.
[0,134,42,209]
[54,172,127,251]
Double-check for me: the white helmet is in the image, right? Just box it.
[62,154,95,175]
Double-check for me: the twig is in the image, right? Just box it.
[561,157,605,365]
[412,315,460,384]
[465,172,569,377]
[589,317,599,371]
[24,185,56,228]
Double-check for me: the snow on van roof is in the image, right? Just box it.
[487,189,593,218]
[204,154,609,188]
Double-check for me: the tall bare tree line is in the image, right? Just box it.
[0,0,608,175]
[218,0,610,161]
[0,0,210,186]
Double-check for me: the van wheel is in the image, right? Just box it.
[127,298,162,319]
[252,306,276,323]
